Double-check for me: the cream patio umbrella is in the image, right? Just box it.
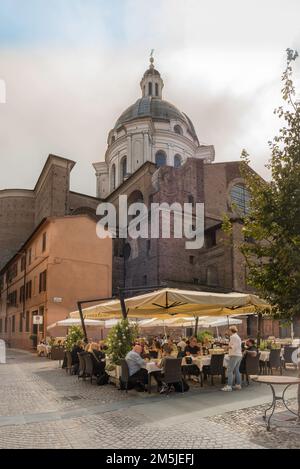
[47,318,105,330]
[70,288,270,320]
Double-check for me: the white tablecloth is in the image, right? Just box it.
[259,349,283,362]
[37,344,51,355]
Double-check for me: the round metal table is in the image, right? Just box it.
[252,375,300,431]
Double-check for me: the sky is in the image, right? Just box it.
[0,0,300,196]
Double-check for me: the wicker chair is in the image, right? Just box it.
[83,353,97,384]
[203,354,225,385]
[50,346,65,362]
[267,349,282,375]
[77,352,86,380]
[283,346,297,369]
[120,359,130,392]
[65,350,74,374]
[244,352,260,385]
[163,358,184,394]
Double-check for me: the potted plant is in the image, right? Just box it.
[105,319,138,383]
[64,326,84,351]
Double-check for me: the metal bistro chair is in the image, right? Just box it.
[244,352,260,385]
[163,358,184,394]
[283,346,297,369]
[267,349,282,375]
[203,354,225,386]
[77,352,86,380]
[83,353,97,384]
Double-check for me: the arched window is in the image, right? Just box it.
[155,83,159,96]
[121,156,127,182]
[230,184,250,215]
[174,124,183,135]
[148,82,153,96]
[111,164,116,190]
[111,135,115,144]
[155,151,167,168]
[174,154,182,168]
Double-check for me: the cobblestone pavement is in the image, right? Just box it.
[208,401,300,449]
[0,349,298,449]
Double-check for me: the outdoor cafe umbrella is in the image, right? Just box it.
[69,288,271,320]
[47,318,105,330]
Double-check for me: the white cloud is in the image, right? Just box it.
[0,0,300,195]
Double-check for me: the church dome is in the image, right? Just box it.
[114,96,199,143]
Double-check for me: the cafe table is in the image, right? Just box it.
[252,375,300,431]
[144,360,161,394]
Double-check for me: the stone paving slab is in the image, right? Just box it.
[0,348,297,449]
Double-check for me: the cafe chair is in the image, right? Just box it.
[243,353,260,385]
[65,350,75,375]
[203,354,225,386]
[77,352,87,380]
[83,353,97,384]
[283,346,297,369]
[163,358,185,394]
[267,349,282,375]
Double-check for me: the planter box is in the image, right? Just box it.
[107,365,121,386]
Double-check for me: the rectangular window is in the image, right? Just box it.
[20,256,26,272]
[28,248,32,265]
[25,311,30,332]
[19,313,23,332]
[20,285,25,303]
[42,232,47,252]
[189,256,195,265]
[39,271,47,293]
[193,278,199,285]
[12,315,15,333]
[8,290,17,307]
[25,281,32,300]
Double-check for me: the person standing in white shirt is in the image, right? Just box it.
[222,326,242,392]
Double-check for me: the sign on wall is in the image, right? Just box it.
[33,315,43,325]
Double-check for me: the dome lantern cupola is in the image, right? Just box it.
[140,54,164,99]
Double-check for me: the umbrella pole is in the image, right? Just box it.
[194,317,199,336]
[77,302,88,344]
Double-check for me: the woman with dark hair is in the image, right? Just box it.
[239,338,257,374]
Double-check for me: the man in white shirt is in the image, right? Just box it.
[221,326,242,392]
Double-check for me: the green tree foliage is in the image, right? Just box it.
[233,49,300,320]
[64,325,84,351]
[106,319,139,365]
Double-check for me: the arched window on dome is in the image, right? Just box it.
[155,151,167,168]
[111,164,116,191]
[148,82,153,96]
[120,156,127,182]
[174,154,182,168]
[174,124,183,135]
[111,135,116,144]
[155,83,159,96]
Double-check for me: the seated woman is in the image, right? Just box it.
[86,342,106,377]
[149,341,162,359]
[166,338,178,357]
[239,338,257,374]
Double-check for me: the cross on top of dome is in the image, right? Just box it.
[140,52,164,99]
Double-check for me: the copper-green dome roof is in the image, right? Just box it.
[114,96,199,143]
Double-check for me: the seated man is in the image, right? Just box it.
[239,338,257,374]
[125,344,148,391]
